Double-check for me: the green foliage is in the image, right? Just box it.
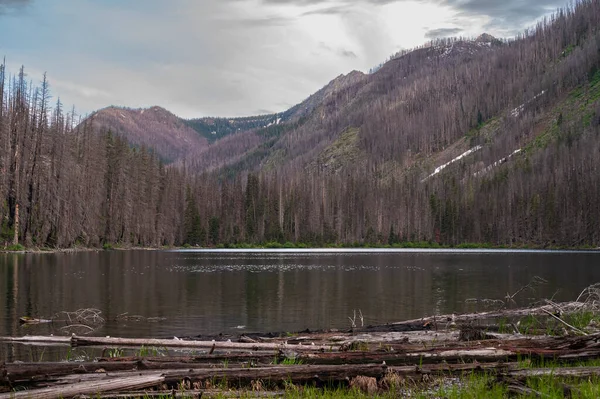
[315,127,362,172]
[209,216,220,245]
[0,218,13,244]
[244,173,260,241]
[562,44,576,58]
[186,114,278,143]
[455,242,494,249]
[387,225,399,245]
[273,356,303,365]
[564,311,598,330]
[137,345,164,357]
[435,373,506,399]
[590,65,600,86]
[4,243,25,251]
[183,186,203,246]
[102,243,114,251]
[107,347,124,358]
[264,241,284,248]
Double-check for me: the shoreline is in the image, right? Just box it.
[2,242,600,254]
[2,300,600,398]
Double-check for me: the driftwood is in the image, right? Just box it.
[506,366,600,380]
[0,374,164,399]
[3,298,600,397]
[5,353,282,383]
[75,390,285,398]
[0,336,71,345]
[0,335,338,353]
[384,301,596,330]
[72,336,336,352]
[161,363,386,386]
[5,361,139,383]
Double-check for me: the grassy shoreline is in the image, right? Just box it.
[2,240,599,254]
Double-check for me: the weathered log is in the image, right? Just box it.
[387,302,591,329]
[10,364,387,390]
[11,361,524,393]
[506,366,600,380]
[71,336,337,352]
[387,361,520,377]
[74,389,285,398]
[506,383,545,398]
[0,336,71,345]
[301,347,518,365]
[5,361,139,383]
[0,374,164,399]
[3,353,522,387]
[161,363,387,386]
[97,353,278,365]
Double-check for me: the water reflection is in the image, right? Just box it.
[1,250,599,349]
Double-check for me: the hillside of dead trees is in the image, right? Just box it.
[2,0,600,249]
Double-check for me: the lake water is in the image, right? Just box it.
[1,249,599,344]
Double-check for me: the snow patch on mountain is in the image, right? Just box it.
[474,148,522,177]
[511,91,546,117]
[422,145,482,182]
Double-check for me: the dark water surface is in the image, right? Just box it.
[1,249,599,344]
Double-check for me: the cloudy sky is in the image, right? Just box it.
[0,0,566,119]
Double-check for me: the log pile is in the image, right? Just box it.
[2,303,600,398]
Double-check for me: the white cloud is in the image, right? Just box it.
[0,0,568,119]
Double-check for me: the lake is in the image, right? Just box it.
[1,249,599,358]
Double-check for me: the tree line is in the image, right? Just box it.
[1,0,600,249]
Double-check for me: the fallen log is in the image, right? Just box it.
[506,366,600,380]
[74,389,285,398]
[387,302,590,329]
[0,374,164,399]
[0,336,71,345]
[161,363,386,386]
[9,364,388,390]
[5,354,280,384]
[97,353,278,365]
[5,361,139,383]
[71,336,337,352]
[8,361,524,393]
[299,348,517,365]
[4,353,522,386]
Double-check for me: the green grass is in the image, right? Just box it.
[564,310,599,330]
[180,240,598,250]
[3,243,25,251]
[105,358,600,398]
[107,347,124,358]
[433,373,506,399]
[314,127,364,173]
[273,357,304,366]
[137,345,165,357]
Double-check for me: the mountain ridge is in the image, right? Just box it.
[3,0,600,249]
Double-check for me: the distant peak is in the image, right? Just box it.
[475,33,499,43]
[149,105,168,112]
[347,70,365,78]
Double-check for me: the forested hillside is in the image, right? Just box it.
[2,0,600,249]
[89,106,209,163]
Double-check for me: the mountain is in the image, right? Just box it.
[169,4,600,248]
[88,106,209,162]
[28,0,598,249]
[185,114,280,143]
[87,69,368,166]
[178,34,501,176]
